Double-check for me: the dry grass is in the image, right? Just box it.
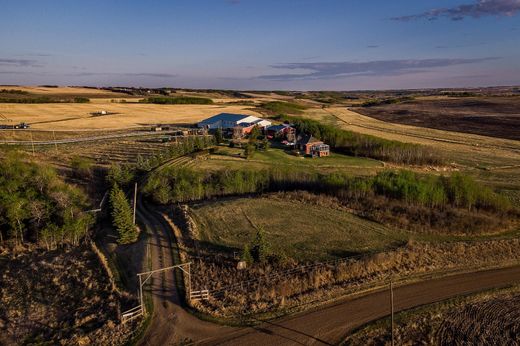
[0,85,128,97]
[0,102,262,131]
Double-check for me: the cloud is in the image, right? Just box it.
[367,45,380,48]
[257,58,499,81]
[72,72,177,78]
[392,0,520,21]
[0,58,42,67]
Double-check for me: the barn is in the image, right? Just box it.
[197,113,271,130]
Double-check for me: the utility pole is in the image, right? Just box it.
[53,130,58,154]
[133,182,137,225]
[138,274,145,315]
[30,131,35,156]
[391,280,395,346]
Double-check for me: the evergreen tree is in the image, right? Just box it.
[250,228,270,263]
[241,244,254,265]
[109,184,137,244]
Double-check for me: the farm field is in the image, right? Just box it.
[302,106,520,169]
[0,102,261,131]
[345,285,520,345]
[356,96,520,141]
[190,195,408,261]
[194,146,383,174]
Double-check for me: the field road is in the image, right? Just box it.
[136,202,520,345]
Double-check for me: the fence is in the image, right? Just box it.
[205,249,397,298]
[190,289,210,301]
[121,304,143,323]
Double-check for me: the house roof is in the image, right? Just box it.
[198,113,254,125]
[297,134,322,145]
[267,124,289,132]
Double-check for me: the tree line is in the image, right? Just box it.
[144,166,514,233]
[139,96,213,105]
[0,153,93,249]
[145,166,510,212]
[277,115,442,165]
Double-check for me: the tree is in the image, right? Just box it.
[109,184,138,244]
[107,163,135,187]
[249,126,261,143]
[250,228,270,263]
[214,128,223,144]
[262,138,270,151]
[241,244,253,265]
[244,143,256,159]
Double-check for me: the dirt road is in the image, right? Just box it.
[137,204,520,345]
[137,198,236,346]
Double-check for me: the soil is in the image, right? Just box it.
[356,97,520,141]
[0,245,133,346]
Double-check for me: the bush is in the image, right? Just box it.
[70,156,94,178]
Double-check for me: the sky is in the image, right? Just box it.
[1,0,519,90]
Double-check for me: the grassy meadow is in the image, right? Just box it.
[190,195,407,261]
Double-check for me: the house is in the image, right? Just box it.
[197,113,271,130]
[266,124,296,140]
[296,134,330,157]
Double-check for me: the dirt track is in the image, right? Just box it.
[137,205,520,345]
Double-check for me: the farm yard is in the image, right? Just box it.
[195,146,382,174]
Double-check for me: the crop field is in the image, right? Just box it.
[356,96,520,141]
[190,195,407,261]
[194,146,383,175]
[345,285,520,345]
[0,102,261,131]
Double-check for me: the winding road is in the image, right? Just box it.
[135,202,520,345]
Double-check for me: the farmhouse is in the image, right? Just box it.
[297,134,330,157]
[197,113,271,130]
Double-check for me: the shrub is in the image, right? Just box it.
[70,156,94,178]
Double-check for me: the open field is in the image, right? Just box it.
[0,103,261,131]
[194,146,383,174]
[0,85,131,98]
[190,195,406,261]
[356,96,520,141]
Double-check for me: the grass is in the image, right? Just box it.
[190,196,408,261]
[196,146,383,175]
[258,101,307,115]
